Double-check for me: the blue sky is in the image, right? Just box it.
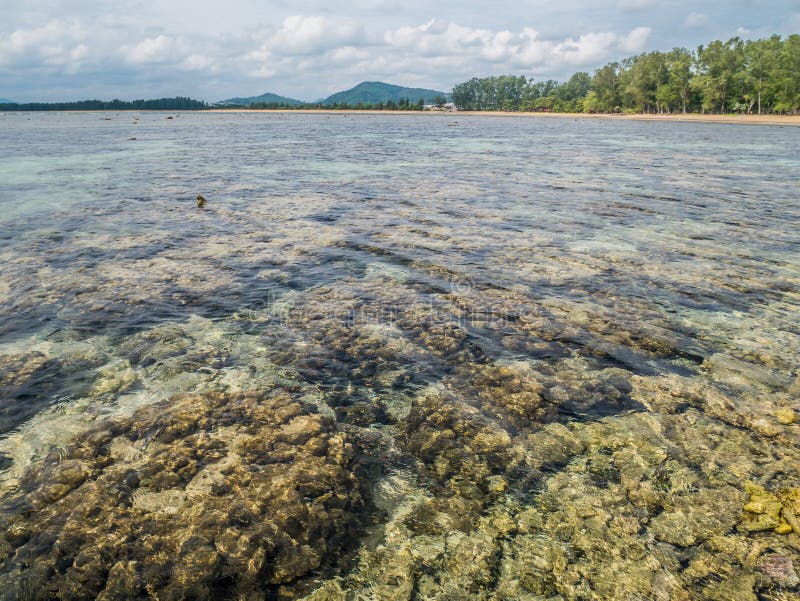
[1,0,798,102]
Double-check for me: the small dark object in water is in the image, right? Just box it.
[448,122,459,127]
[127,137,137,141]
[166,116,174,120]
[196,195,207,208]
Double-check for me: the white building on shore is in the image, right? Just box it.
[423,102,457,111]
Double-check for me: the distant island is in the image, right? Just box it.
[0,97,207,111]
[2,34,797,115]
[0,82,447,112]
[217,92,304,107]
[317,82,448,107]
[215,82,449,110]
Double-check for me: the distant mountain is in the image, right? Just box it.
[0,98,15,104]
[321,82,448,106]
[218,92,303,106]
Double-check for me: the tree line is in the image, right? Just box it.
[220,96,449,111]
[0,97,207,111]
[452,34,800,114]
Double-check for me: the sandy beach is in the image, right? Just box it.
[206,108,800,126]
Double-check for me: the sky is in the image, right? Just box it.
[0,0,798,102]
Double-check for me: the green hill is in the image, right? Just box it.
[218,92,304,107]
[321,82,448,106]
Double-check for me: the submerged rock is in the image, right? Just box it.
[740,482,798,535]
[0,352,70,435]
[775,407,797,425]
[758,554,799,589]
[0,389,369,600]
[778,487,800,533]
[742,482,783,532]
[89,359,137,396]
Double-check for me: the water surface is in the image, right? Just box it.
[1,111,799,600]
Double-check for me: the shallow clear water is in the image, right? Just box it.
[1,111,799,600]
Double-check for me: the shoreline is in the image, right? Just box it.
[5,108,798,126]
[204,108,800,125]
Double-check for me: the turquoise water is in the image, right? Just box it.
[0,111,799,600]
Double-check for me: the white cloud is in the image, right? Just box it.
[248,66,277,78]
[0,20,91,70]
[616,0,655,11]
[181,53,215,71]
[380,20,651,75]
[683,12,710,28]
[619,26,652,53]
[267,15,365,55]
[0,16,658,101]
[552,32,619,64]
[125,35,177,64]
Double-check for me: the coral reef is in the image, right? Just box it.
[0,389,369,600]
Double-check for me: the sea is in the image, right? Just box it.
[0,111,799,600]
